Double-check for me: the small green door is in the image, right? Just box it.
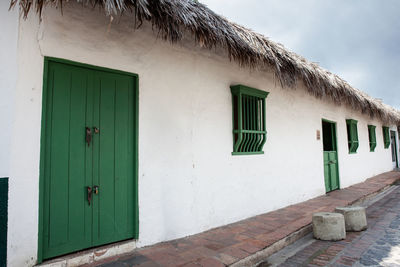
[390,130,399,169]
[322,120,340,192]
[41,60,137,259]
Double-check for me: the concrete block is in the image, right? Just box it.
[335,206,367,231]
[312,212,346,241]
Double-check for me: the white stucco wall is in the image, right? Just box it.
[7,3,398,266]
[0,2,18,178]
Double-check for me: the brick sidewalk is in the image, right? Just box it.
[272,182,400,266]
[92,171,400,267]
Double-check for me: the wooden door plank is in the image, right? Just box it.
[43,63,92,259]
[84,70,95,246]
[114,77,130,237]
[94,72,117,244]
[323,152,331,192]
[47,64,72,249]
[92,72,101,242]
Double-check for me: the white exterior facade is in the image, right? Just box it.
[0,2,18,179]
[2,3,399,266]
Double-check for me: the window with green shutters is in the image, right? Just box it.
[368,125,376,152]
[346,119,359,153]
[231,85,269,155]
[382,126,390,148]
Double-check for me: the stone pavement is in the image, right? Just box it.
[89,172,400,267]
[263,183,400,267]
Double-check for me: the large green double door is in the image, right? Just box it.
[41,60,137,260]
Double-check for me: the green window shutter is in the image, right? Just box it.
[346,119,359,153]
[382,126,390,148]
[368,125,376,152]
[231,85,269,155]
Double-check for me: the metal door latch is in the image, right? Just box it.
[87,186,92,205]
[93,185,99,195]
[86,127,92,147]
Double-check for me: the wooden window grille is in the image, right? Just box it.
[382,126,390,149]
[231,85,269,155]
[368,125,376,152]
[346,119,359,153]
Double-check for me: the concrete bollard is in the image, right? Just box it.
[335,206,367,232]
[312,212,346,241]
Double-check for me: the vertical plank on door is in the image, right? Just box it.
[95,72,117,244]
[329,152,339,190]
[84,69,94,246]
[48,64,72,248]
[323,152,330,192]
[68,66,91,247]
[114,76,133,237]
[92,71,100,241]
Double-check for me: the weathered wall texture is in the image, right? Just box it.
[0,3,18,266]
[6,3,398,266]
[0,2,18,178]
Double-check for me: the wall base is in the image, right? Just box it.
[36,239,137,267]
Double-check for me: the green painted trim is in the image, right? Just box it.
[321,118,336,124]
[38,57,140,263]
[0,177,8,267]
[233,130,267,134]
[44,57,138,78]
[346,119,359,154]
[230,84,269,98]
[346,119,358,124]
[37,58,50,263]
[230,84,269,155]
[133,70,139,239]
[390,130,399,168]
[321,119,341,191]
[231,151,265,155]
[383,126,390,149]
[368,125,377,152]
[322,119,338,151]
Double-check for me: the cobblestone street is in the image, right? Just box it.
[264,185,400,267]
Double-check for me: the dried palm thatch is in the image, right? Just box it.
[10,0,400,123]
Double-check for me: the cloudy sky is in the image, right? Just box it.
[201,0,400,109]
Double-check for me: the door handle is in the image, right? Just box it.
[87,186,92,205]
[93,185,99,195]
[85,127,92,147]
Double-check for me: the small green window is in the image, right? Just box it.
[346,119,359,153]
[382,126,390,148]
[231,85,269,155]
[368,125,376,152]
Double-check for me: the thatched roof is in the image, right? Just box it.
[10,0,400,124]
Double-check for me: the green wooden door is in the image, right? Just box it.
[323,151,339,192]
[41,61,136,259]
[322,120,340,192]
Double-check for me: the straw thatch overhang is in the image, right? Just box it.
[10,0,400,124]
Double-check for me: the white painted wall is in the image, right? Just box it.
[7,3,398,266]
[7,5,44,267]
[0,2,18,178]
